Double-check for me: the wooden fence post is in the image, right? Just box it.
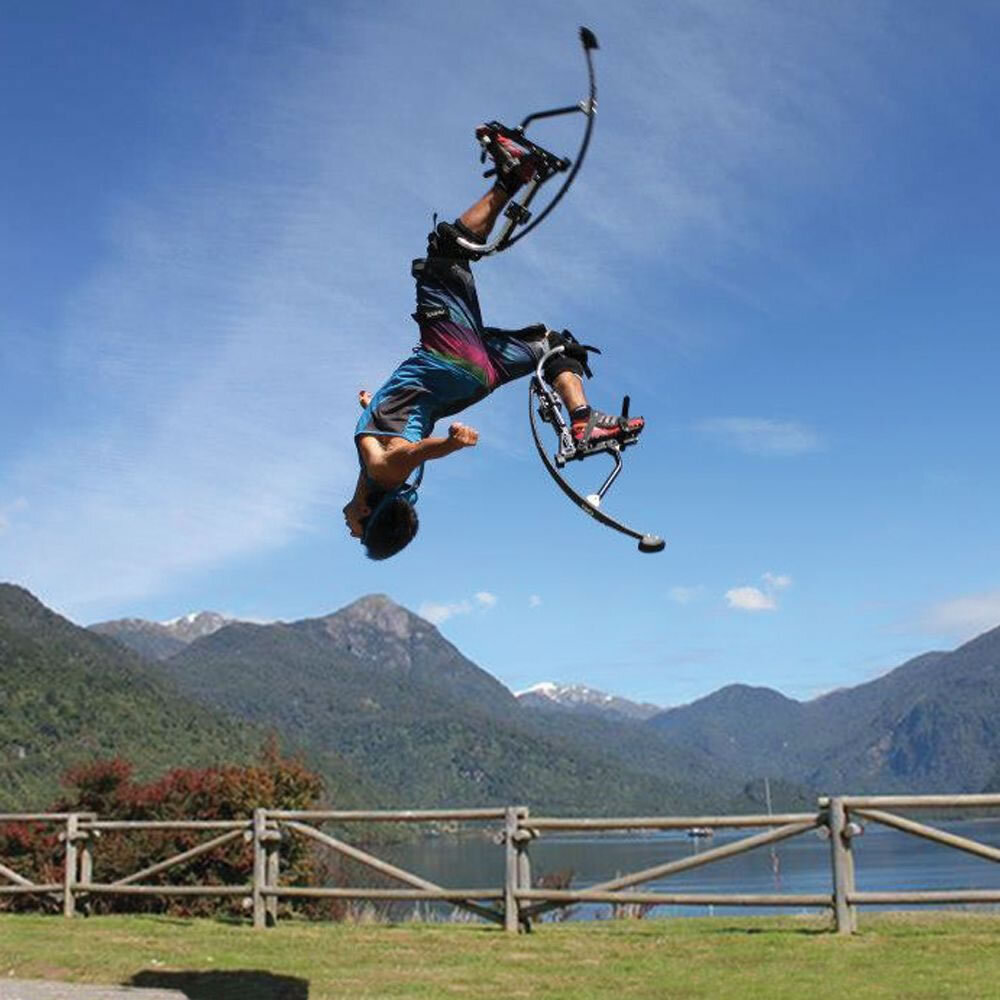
[844,816,860,933]
[62,814,79,918]
[503,807,520,933]
[828,797,856,935]
[79,826,94,915]
[79,830,93,888]
[252,808,267,930]
[265,822,281,927]
[515,812,533,933]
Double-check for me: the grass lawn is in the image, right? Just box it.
[1,911,998,998]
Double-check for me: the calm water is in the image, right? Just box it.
[383,817,1000,920]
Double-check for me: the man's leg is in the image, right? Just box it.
[551,371,587,411]
[423,133,643,446]
[435,129,539,252]
[457,186,510,242]
[551,364,644,446]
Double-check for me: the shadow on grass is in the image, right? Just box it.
[706,923,833,937]
[130,970,308,998]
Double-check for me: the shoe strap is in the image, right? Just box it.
[578,410,600,448]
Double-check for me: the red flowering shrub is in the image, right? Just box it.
[0,739,331,918]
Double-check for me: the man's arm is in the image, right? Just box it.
[359,423,479,490]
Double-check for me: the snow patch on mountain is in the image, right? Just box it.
[516,682,661,720]
[159,611,234,642]
[90,610,237,660]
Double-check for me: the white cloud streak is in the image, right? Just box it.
[418,601,473,626]
[920,591,1000,640]
[726,572,792,613]
[726,587,777,612]
[419,590,499,626]
[1,9,421,617]
[0,498,28,536]
[669,585,706,605]
[699,418,821,456]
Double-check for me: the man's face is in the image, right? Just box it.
[342,496,371,539]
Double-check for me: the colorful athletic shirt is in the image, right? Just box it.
[355,250,546,449]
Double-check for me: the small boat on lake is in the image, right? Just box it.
[686,826,714,840]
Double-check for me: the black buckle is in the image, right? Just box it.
[504,202,532,225]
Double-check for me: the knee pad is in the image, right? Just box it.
[426,219,483,262]
[542,330,587,382]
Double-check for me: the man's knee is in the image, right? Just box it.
[542,329,586,382]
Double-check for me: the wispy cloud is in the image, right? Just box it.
[0,10,425,617]
[568,4,894,291]
[418,601,472,626]
[0,498,28,536]
[726,587,777,612]
[726,572,792,612]
[419,590,498,626]
[668,585,706,605]
[528,594,542,609]
[918,590,1000,640]
[699,418,821,456]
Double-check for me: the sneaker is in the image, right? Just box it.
[572,408,645,447]
[475,124,539,191]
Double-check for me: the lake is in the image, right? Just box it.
[383,816,1000,920]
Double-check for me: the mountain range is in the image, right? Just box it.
[137,595,735,814]
[648,627,1000,794]
[86,595,1000,799]
[94,610,661,722]
[4,582,1000,814]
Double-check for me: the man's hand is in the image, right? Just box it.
[358,389,372,409]
[448,422,479,450]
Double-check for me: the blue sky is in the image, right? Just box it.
[3,1,999,707]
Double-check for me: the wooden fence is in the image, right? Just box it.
[2,794,999,934]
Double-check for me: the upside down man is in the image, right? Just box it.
[344,128,645,559]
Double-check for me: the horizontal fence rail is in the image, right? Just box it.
[524,813,815,830]
[2,794,999,933]
[517,817,823,924]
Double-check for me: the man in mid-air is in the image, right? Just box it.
[345,128,644,559]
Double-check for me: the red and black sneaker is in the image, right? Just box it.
[571,408,646,448]
[475,124,540,193]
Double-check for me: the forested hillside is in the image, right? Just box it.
[0,585,366,811]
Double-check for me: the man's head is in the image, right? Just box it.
[344,488,419,560]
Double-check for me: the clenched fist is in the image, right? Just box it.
[448,422,479,449]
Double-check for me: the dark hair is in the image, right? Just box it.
[361,495,419,560]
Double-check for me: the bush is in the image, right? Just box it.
[0,739,331,918]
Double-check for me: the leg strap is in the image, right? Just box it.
[425,219,484,261]
[543,329,600,382]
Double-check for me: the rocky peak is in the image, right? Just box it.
[329,594,416,640]
[303,594,514,710]
[315,594,435,671]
